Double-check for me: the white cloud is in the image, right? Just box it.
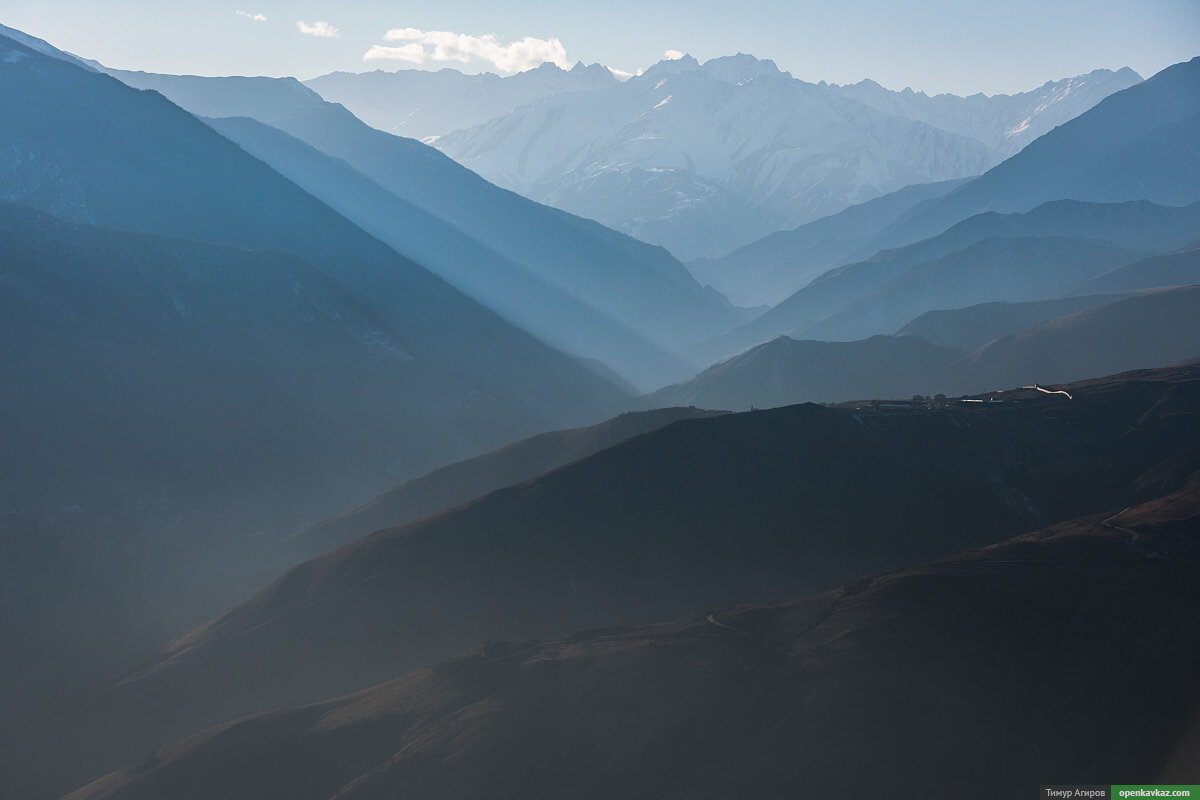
[297,20,339,38]
[234,10,267,22]
[363,28,570,73]
[609,67,634,81]
[662,49,685,60]
[363,43,426,64]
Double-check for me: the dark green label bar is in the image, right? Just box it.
[1112,788,1200,798]
[1042,788,1200,799]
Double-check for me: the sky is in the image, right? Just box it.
[1,0,1197,95]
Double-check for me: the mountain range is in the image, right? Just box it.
[10,363,1200,800]
[0,198,539,702]
[2,20,1199,800]
[687,58,1199,319]
[288,407,725,556]
[420,54,1138,259]
[100,68,746,372]
[61,460,1200,800]
[305,60,620,140]
[869,56,1200,250]
[692,197,1200,366]
[655,286,1200,410]
[687,177,971,306]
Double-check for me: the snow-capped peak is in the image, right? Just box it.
[639,54,701,81]
[701,53,787,84]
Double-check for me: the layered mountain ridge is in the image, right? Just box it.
[10,364,1200,800]
[102,68,747,361]
[413,54,1139,259]
[64,456,1200,800]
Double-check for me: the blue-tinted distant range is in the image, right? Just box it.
[1,10,1200,800]
[3,0,1196,94]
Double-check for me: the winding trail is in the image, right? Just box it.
[1022,385,1073,399]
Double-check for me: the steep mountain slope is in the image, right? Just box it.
[0,33,627,428]
[433,54,998,259]
[647,335,964,410]
[670,288,1200,409]
[304,61,619,139]
[802,235,1145,342]
[896,293,1136,352]
[834,67,1143,157]
[289,408,725,557]
[946,286,1200,395]
[64,463,1200,800]
[874,57,1200,250]
[203,115,690,388]
[12,367,1200,800]
[0,200,532,711]
[0,23,95,72]
[433,54,1136,260]
[692,199,1200,365]
[102,68,745,352]
[1071,246,1200,294]
[687,177,970,306]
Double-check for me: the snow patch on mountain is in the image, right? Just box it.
[307,52,1141,261]
[433,55,1000,259]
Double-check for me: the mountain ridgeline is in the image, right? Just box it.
[691,198,1200,366]
[0,31,640,705]
[8,365,1200,799]
[100,68,748,362]
[426,54,1139,259]
[63,461,1200,800]
[2,20,1200,800]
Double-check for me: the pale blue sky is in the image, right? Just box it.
[2,0,1197,95]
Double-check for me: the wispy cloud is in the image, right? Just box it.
[297,20,339,38]
[662,50,685,60]
[234,10,267,22]
[363,28,570,73]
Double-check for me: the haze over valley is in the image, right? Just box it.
[0,8,1198,798]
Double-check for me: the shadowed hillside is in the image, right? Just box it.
[289,408,726,557]
[9,366,1200,800]
[65,445,1200,800]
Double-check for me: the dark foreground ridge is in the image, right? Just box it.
[66,457,1200,799]
[7,364,1200,799]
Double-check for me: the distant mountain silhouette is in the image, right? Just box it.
[59,366,1200,800]
[896,293,1136,351]
[305,61,619,139]
[203,115,691,389]
[690,57,1198,344]
[432,54,1134,259]
[0,34,628,428]
[945,285,1200,395]
[834,67,1145,157]
[289,408,725,556]
[101,69,747,353]
[1071,246,1200,295]
[11,365,1200,800]
[649,335,964,410]
[687,177,970,306]
[691,199,1200,365]
[663,287,1200,409]
[802,235,1144,341]
[0,22,96,71]
[873,57,1200,249]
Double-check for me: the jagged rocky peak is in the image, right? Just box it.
[569,60,611,76]
[702,52,787,83]
[639,53,702,79]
